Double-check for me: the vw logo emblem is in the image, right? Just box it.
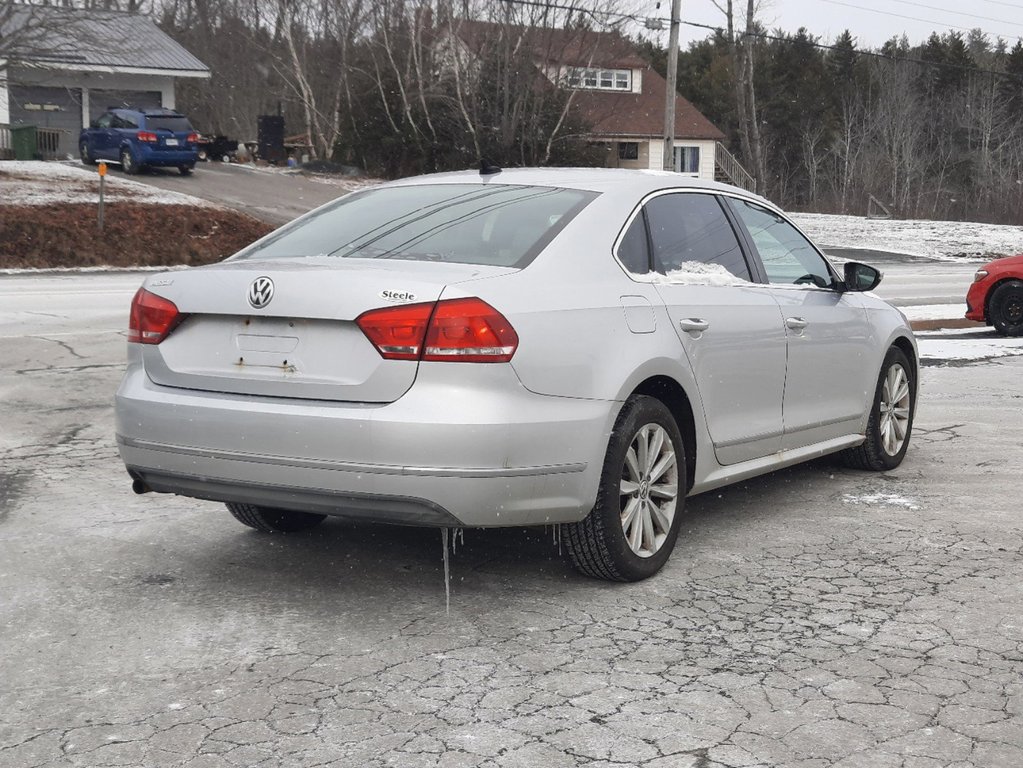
[248,276,275,309]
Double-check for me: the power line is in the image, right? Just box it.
[884,0,1023,32]
[818,0,1019,37]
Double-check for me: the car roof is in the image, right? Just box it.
[382,167,773,207]
[111,107,185,117]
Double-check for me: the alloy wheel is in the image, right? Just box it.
[619,423,679,558]
[1004,296,1023,324]
[879,363,912,456]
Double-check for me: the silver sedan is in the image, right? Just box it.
[115,169,917,581]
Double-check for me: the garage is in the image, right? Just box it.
[89,90,163,122]
[0,6,209,162]
[7,85,83,159]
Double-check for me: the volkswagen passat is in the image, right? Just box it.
[116,169,918,581]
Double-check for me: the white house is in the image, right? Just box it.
[0,6,209,159]
[447,21,752,189]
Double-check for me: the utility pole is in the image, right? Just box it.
[662,0,683,171]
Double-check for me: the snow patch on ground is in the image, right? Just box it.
[916,327,1023,362]
[0,265,189,276]
[0,160,214,206]
[791,212,1023,262]
[234,162,382,192]
[842,492,920,510]
[899,304,966,321]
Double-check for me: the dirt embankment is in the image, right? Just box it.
[0,203,274,270]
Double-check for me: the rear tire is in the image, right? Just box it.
[120,147,139,175]
[226,502,326,533]
[840,346,915,471]
[989,280,1023,337]
[178,164,194,176]
[562,395,685,582]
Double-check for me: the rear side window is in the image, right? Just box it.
[145,116,193,132]
[644,193,752,281]
[112,114,138,129]
[234,184,598,268]
[617,214,650,274]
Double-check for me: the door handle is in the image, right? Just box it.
[785,316,808,330]
[679,318,709,333]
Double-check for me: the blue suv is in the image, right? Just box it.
[80,107,199,175]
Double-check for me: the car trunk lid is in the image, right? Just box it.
[140,259,515,403]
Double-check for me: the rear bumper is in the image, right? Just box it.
[135,146,198,166]
[115,360,615,527]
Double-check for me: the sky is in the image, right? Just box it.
[633,0,1023,49]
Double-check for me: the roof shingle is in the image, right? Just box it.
[2,6,208,73]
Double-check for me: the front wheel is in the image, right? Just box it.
[562,395,685,582]
[226,502,326,533]
[120,147,139,174]
[840,346,916,471]
[80,142,95,166]
[989,280,1023,336]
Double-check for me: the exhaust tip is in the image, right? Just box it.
[130,474,152,495]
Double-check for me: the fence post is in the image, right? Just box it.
[97,161,107,230]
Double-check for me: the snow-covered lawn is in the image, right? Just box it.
[897,304,966,322]
[792,213,1023,262]
[916,326,1023,363]
[0,160,213,206]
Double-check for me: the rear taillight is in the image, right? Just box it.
[423,298,518,362]
[186,132,199,144]
[356,298,518,363]
[355,302,434,360]
[128,288,182,344]
[137,131,158,143]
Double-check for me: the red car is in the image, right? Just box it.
[966,254,1023,336]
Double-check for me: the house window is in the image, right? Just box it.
[674,146,700,174]
[618,142,639,160]
[567,67,632,92]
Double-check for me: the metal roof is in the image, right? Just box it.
[3,6,209,73]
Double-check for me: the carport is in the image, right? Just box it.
[0,6,209,160]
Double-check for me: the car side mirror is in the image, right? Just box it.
[843,261,882,292]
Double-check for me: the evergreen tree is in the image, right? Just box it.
[1000,40,1023,121]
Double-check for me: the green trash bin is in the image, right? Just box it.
[11,125,38,160]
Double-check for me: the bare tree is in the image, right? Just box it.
[711,0,766,194]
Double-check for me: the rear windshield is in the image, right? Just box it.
[232,183,598,268]
[145,116,192,132]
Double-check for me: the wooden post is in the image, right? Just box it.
[97,161,107,230]
[663,0,683,171]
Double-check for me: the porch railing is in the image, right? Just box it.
[714,141,756,193]
[0,125,13,160]
[0,124,64,160]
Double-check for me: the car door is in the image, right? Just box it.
[91,113,115,159]
[629,191,788,466]
[725,197,878,450]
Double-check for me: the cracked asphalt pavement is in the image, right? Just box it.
[2,274,1022,768]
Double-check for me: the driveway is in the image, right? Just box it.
[126,162,352,226]
[2,273,1023,767]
